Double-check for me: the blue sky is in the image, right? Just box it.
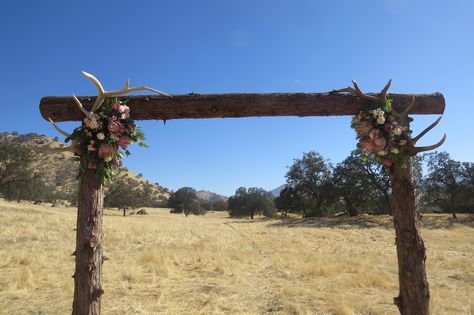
[1,1,473,196]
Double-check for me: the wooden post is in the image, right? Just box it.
[72,167,104,315]
[391,159,430,315]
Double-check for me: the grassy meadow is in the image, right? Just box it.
[0,199,473,315]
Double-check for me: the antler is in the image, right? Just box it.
[81,71,171,115]
[335,80,446,156]
[407,115,446,154]
[333,80,392,105]
[46,71,169,154]
[46,117,78,153]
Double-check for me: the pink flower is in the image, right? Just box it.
[98,144,116,160]
[112,103,121,112]
[84,114,99,129]
[383,159,393,167]
[360,140,375,154]
[108,118,123,134]
[373,136,387,151]
[384,123,393,132]
[88,161,97,169]
[113,156,121,167]
[120,105,130,117]
[117,136,131,149]
[355,120,373,138]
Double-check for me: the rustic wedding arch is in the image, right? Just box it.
[40,74,445,315]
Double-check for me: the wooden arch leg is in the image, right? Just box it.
[390,159,430,315]
[72,168,104,315]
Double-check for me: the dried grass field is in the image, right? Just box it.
[0,199,473,315]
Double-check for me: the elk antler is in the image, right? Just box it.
[334,80,446,156]
[46,71,169,154]
[333,80,392,105]
[81,71,171,115]
[407,115,446,154]
[46,117,78,153]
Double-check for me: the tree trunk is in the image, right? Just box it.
[390,159,430,315]
[72,168,104,315]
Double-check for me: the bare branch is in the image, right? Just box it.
[412,116,443,144]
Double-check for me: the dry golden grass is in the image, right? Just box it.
[0,199,473,315]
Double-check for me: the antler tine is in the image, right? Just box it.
[82,72,172,113]
[82,71,107,114]
[104,85,172,97]
[378,79,392,103]
[412,116,443,144]
[351,80,382,103]
[412,134,446,154]
[72,94,91,117]
[401,95,416,117]
[48,118,71,137]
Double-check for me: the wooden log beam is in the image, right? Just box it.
[40,92,445,122]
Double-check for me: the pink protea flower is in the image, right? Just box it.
[360,140,375,154]
[373,136,387,152]
[108,117,123,134]
[117,136,131,149]
[383,159,393,167]
[355,120,373,138]
[98,144,116,160]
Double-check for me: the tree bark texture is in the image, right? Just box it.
[390,159,430,315]
[40,92,445,122]
[73,168,104,315]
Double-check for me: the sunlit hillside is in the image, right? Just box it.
[0,199,472,314]
[0,132,168,200]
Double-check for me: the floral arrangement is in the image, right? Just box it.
[65,98,147,184]
[351,99,410,168]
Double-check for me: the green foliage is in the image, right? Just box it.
[104,176,142,215]
[168,187,206,216]
[333,151,391,216]
[423,152,474,213]
[228,187,275,219]
[282,151,336,217]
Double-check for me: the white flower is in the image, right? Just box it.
[104,155,113,162]
[391,148,399,154]
[378,151,388,156]
[376,116,385,125]
[97,133,105,140]
[393,128,402,136]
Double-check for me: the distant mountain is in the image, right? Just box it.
[269,184,286,197]
[0,132,169,199]
[196,190,228,203]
